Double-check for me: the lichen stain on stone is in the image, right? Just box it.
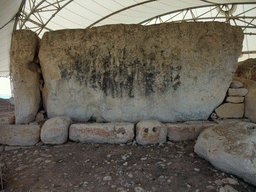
[58,48,182,98]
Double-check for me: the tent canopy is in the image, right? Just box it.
[1,0,256,76]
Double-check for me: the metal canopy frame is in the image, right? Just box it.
[13,0,256,55]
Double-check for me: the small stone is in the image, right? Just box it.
[186,184,191,188]
[210,112,218,119]
[36,141,44,147]
[219,185,238,192]
[103,176,112,181]
[230,81,243,88]
[141,157,147,161]
[15,165,28,171]
[123,162,128,166]
[194,168,200,172]
[228,88,248,96]
[226,97,244,103]
[5,146,21,151]
[134,187,145,192]
[35,112,45,122]
[128,173,133,178]
[122,155,127,160]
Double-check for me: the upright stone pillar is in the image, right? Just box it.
[10,30,41,124]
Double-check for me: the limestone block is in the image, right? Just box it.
[69,122,134,144]
[215,103,244,118]
[0,124,40,145]
[39,22,243,123]
[229,81,243,88]
[166,121,216,141]
[194,121,256,186]
[41,116,72,144]
[228,88,248,96]
[226,96,244,103]
[10,30,41,124]
[136,120,167,145]
[0,112,15,124]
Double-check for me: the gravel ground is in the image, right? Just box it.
[0,140,256,192]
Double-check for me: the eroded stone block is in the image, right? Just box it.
[41,116,72,144]
[136,120,167,145]
[195,121,256,186]
[0,124,40,145]
[69,122,134,144]
[166,121,216,141]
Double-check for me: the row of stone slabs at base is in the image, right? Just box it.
[0,116,217,146]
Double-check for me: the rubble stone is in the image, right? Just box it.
[226,96,244,103]
[228,88,248,96]
[215,103,244,118]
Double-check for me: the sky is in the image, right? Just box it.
[0,77,11,97]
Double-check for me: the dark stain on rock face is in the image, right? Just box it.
[58,46,181,98]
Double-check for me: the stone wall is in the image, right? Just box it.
[10,30,41,124]
[233,58,256,123]
[39,22,243,122]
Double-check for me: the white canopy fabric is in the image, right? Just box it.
[0,0,256,76]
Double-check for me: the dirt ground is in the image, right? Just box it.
[1,140,256,192]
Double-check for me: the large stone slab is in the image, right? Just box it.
[69,122,134,144]
[136,120,167,145]
[166,121,216,141]
[0,124,40,145]
[10,30,41,124]
[233,58,256,123]
[41,116,72,144]
[215,103,244,118]
[39,23,243,122]
[194,121,256,186]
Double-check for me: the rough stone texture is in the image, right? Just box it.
[215,103,244,118]
[0,112,15,124]
[228,88,248,96]
[230,81,243,88]
[0,124,40,145]
[10,30,41,124]
[226,96,244,103]
[69,122,134,144]
[41,116,72,144]
[166,121,216,141]
[39,23,243,122]
[194,121,256,186]
[233,58,256,123]
[136,120,167,145]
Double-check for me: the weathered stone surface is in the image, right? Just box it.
[41,116,72,144]
[233,58,256,123]
[39,23,243,122]
[194,121,256,186]
[69,122,134,144]
[229,81,243,88]
[0,124,40,145]
[226,96,244,103]
[215,103,244,118]
[0,112,15,124]
[10,30,41,124]
[166,121,216,141]
[136,120,167,145]
[228,88,248,96]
